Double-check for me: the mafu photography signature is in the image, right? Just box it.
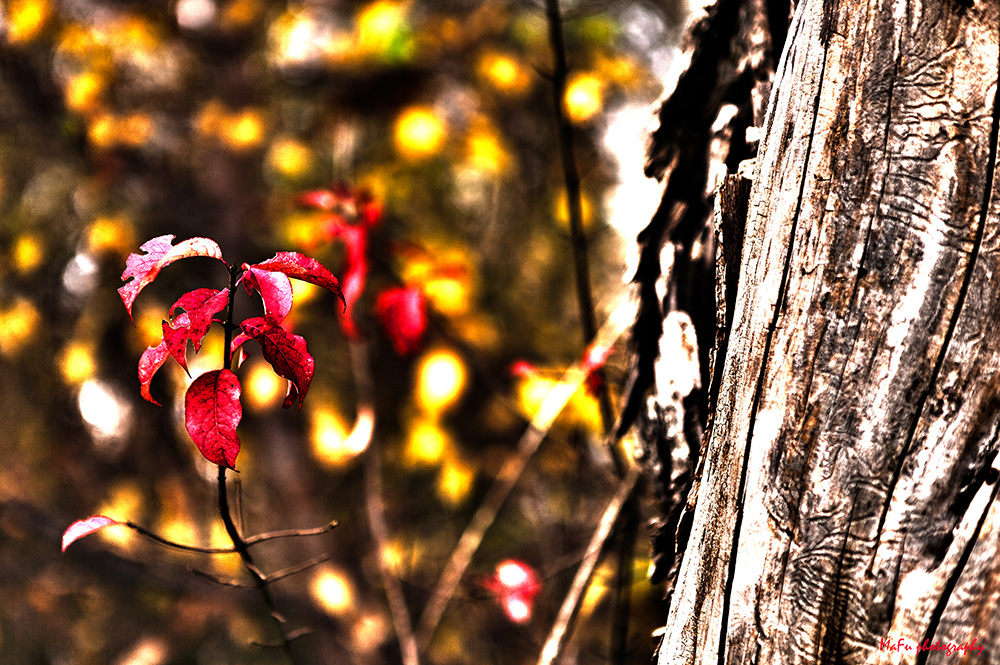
[879,637,985,657]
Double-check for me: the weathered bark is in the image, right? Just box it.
[637,0,1000,662]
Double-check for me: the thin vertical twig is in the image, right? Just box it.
[216,263,295,664]
[537,468,641,665]
[416,303,634,652]
[542,3,639,663]
[350,340,421,665]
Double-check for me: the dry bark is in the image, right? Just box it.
[643,0,1000,662]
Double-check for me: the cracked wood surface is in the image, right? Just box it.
[658,0,1000,662]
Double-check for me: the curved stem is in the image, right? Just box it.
[123,521,236,553]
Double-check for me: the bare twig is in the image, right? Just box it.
[351,340,421,665]
[244,521,339,546]
[265,554,332,584]
[537,467,641,665]
[122,521,237,553]
[416,302,634,651]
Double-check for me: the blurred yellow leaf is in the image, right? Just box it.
[64,71,105,114]
[477,50,531,96]
[243,358,285,412]
[267,136,314,179]
[437,455,475,506]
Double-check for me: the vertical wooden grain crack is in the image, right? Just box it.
[718,21,834,664]
[871,16,1000,569]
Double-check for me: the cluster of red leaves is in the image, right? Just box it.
[300,186,427,355]
[120,235,344,469]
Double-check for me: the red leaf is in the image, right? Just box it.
[162,315,192,371]
[169,288,229,353]
[62,516,122,552]
[375,286,427,355]
[324,224,367,339]
[239,317,314,410]
[138,341,171,405]
[241,267,292,325]
[119,235,225,320]
[185,369,242,468]
[249,252,344,308]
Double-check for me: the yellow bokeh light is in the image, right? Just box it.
[554,190,595,230]
[311,566,355,616]
[210,520,243,576]
[64,71,105,114]
[6,0,51,43]
[221,0,262,30]
[478,51,531,96]
[158,514,198,549]
[310,406,371,468]
[87,216,135,254]
[12,234,43,273]
[267,137,313,179]
[404,416,450,466]
[95,482,143,549]
[414,348,467,415]
[221,109,266,151]
[515,372,558,421]
[466,125,510,175]
[356,0,409,58]
[564,73,605,124]
[290,279,320,305]
[423,275,469,317]
[0,298,40,355]
[117,113,155,147]
[60,341,96,385]
[134,305,166,350]
[244,359,285,412]
[394,107,446,160]
[437,456,475,506]
[87,114,117,149]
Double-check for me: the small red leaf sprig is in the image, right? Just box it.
[118,234,343,469]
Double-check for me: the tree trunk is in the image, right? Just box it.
[631,0,1000,662]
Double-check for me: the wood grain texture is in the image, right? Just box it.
[657,0,1000,662]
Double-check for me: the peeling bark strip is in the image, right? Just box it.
[656,0,1000,662]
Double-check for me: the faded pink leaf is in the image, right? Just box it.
[119,235,225,320]
[138,341,171,405]
[375,286,426,355]
[185,369,242,468]
[62,516,122,552]
[239,317,314,410]
[249,252,344,309]
[241,266,292,325]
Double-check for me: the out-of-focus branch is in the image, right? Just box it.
[416,302,634,652]
[350,340,421,665]
[537,467,641,665]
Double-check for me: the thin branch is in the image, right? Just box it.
[265,554,332,584]
[190,568,254,588]
[351,340,421,665]
[244,520,339,546]
[537,467,641,665]
[543,0,619,462]
[216,264,296,664]
[416,302,634,651]
[542,5,638,662]
[122,521,236,553]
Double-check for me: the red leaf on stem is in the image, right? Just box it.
[62,516,122,552]
[239,317,314,410]
[119,235,225,320]
[375,286,427,355]
[248,252,344,308]
[241,267,292,325]
[168,288,230,352]
[138,341,171,405]
[185,369,242,468]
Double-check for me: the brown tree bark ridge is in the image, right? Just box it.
[644,0,1000,662]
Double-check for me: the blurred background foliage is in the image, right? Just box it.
[0,0,687,662]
